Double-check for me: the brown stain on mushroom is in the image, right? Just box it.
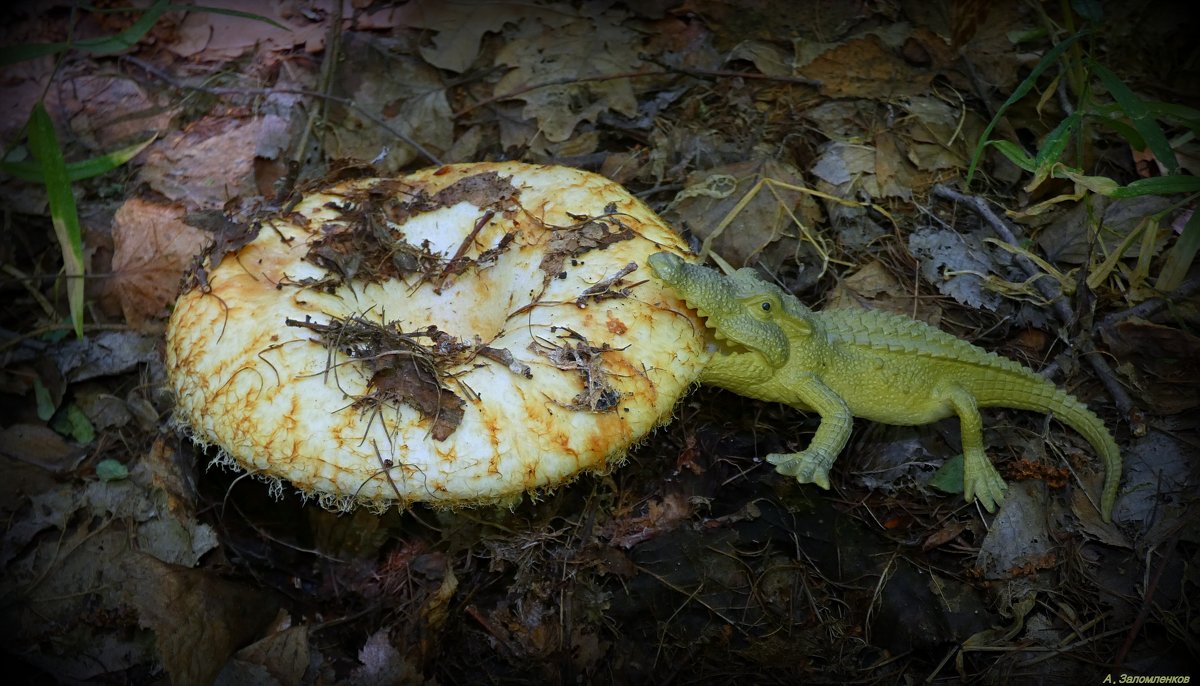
[484,414,503,476]
[605,310,628,335]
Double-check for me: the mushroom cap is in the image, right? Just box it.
[165,162,708,509]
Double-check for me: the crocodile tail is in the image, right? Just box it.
[978,375,1121,522]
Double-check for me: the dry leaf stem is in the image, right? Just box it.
[932,184,1140,430]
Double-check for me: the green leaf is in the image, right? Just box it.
[1026,112,1081,192]
[1091,101,1200,132]
[0,134,155,183]
[1006,28,1047,45]
[182,4,290,32]
[1089,115,1145,150]
[70,0,170,55]
[1108,175,1200,198]
[27,103,86,339]
[1145,102,1200,132]
[1053,167,1121,195]
[0,42,71,66]
[988,140,1036,172]
[1157,208,1200,292]
[930,455,965,495]
[1091,61,1179,175]
[1053,167,1200,198]
[0,1,287,66]
[1071,0,1104,22]
[967,30,1089,185]
[34,377,57,421]
[96,459,130,482]
[51,403,96,444]
[0,0,169,66]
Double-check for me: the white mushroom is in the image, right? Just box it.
[165,162,708,509]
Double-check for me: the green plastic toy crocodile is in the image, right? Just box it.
[648,252,1121,522]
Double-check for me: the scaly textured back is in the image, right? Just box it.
[818,306,1035,376]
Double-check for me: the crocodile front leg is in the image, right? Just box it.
[766,373,853,489]
[937,383,1008,512]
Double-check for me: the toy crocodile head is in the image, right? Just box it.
[648,252,805,371]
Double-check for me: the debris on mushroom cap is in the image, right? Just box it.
[165,162,709,510]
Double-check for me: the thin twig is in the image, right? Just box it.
[454,61,821,118]
[0,322,131,355]
[285,0,343,192]
[1114,535,1179,672]
[1100,275,1200,330]
[933,184,1071,317]
[641,53,821,87]
[454,68,661,118]
[2,263,56,318]
[120,56,443,166]
[931,184,1142,430]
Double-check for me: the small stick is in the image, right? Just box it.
[575,261,638,307]
[1100,275,1200,330]
[433,209,494,294]
[931,184,1142,432]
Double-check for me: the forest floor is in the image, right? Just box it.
[1,1,1198,684]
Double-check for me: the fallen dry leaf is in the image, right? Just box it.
[225,624,310,686]
[826,259,942,325]
[122,554,279,686]
[323,32,452,171]
[667,158,825,278]
[48,72,171,150]
[352,629,428,686]
[873,129,920,200]
[139,116,288,208]
[166,0,397,59]
[494,7,642,143]
[395,0,572,73]
[49,330,160,382]
[110,197,210,331]
[800,33,936,98]
[1102,318,1200,413]
[0,423,87,472]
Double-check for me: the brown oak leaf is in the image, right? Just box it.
[111,198,210,332]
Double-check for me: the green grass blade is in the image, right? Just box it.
[1093,101,1200,133]
[1053,168,1200,198]
[27,103,86,339]
[1091,61,1179,175]
[1089,115,1145,150]
[988,140,1037,172]
[72,0,169,55]
[966,30,1089,185]
[1156,207,1200,292]
[1,134,156,182]
[1,1,284,67]
[0,0,167,65]
[0,42,72,66]
[1026,111,1081,191]
[1108,176,1200,198]
[179,4,290,32]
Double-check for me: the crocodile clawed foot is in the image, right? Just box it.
[962,452,1008,513]
[767,450,835,490]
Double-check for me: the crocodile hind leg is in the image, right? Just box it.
[767,373,853,489]
[939,383,1008,512]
